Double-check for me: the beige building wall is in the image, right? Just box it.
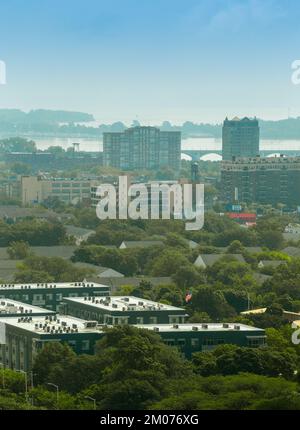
[21,176,51,206]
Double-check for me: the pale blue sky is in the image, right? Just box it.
[0,0,300,124]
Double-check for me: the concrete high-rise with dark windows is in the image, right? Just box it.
[103,126,181,172]
[221,156,300,206]
[222,117,260,160]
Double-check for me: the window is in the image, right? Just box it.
[114,317,128,325]
[202,338,225,346]
[56,294,63,301]
[68,340,76,348]
[248,337,266,347]
[191,338,199,347]
[177,339,186,347]
[81,340,90,351]
[149,317,158,324]
[169,316,180,324]
[165,339,175,346]
[104,316,113,324]
[136,317,144,324]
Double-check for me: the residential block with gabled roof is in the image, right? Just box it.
[282,246,300,258]
[73,262,124,278]
[258,260,287,269]
[194,254,246,269]
[65,225,95,245]
[0,246,77,260]
[119,240,164,249]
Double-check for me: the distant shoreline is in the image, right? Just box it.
[1,132,300,141]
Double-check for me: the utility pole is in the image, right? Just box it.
[17,370,29,403]
[0,363,5,389]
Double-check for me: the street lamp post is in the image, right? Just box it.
[84,395,96,410]
[29,371,36,389]
[46,382,59,409]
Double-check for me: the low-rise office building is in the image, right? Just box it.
[21,175,97,206]
[0,318,266,371]
[0,315,103,371]
[137,323,266,358]
[0,282,110,311]
[63,296,188,325]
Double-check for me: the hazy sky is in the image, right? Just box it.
[0,0,300,124]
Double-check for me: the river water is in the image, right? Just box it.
[34,137,300,161]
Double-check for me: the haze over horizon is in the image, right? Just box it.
[1,0,300,123]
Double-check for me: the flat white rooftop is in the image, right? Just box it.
[134,323,265,333]
[64,296,185,312]
[0,282,109,291]
[0,299,54,316]
[0,319,265,337]
[0,314,102,334]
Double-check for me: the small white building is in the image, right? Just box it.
[284,223,300,234]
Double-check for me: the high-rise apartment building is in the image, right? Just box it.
[221,156,300,205]
[222,117,260,160]
[103,126,181,171]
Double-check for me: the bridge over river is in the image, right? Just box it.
[181,149,300,161]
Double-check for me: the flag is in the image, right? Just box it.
[185,291,192,303]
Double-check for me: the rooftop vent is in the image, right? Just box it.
[84,321,97,329]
